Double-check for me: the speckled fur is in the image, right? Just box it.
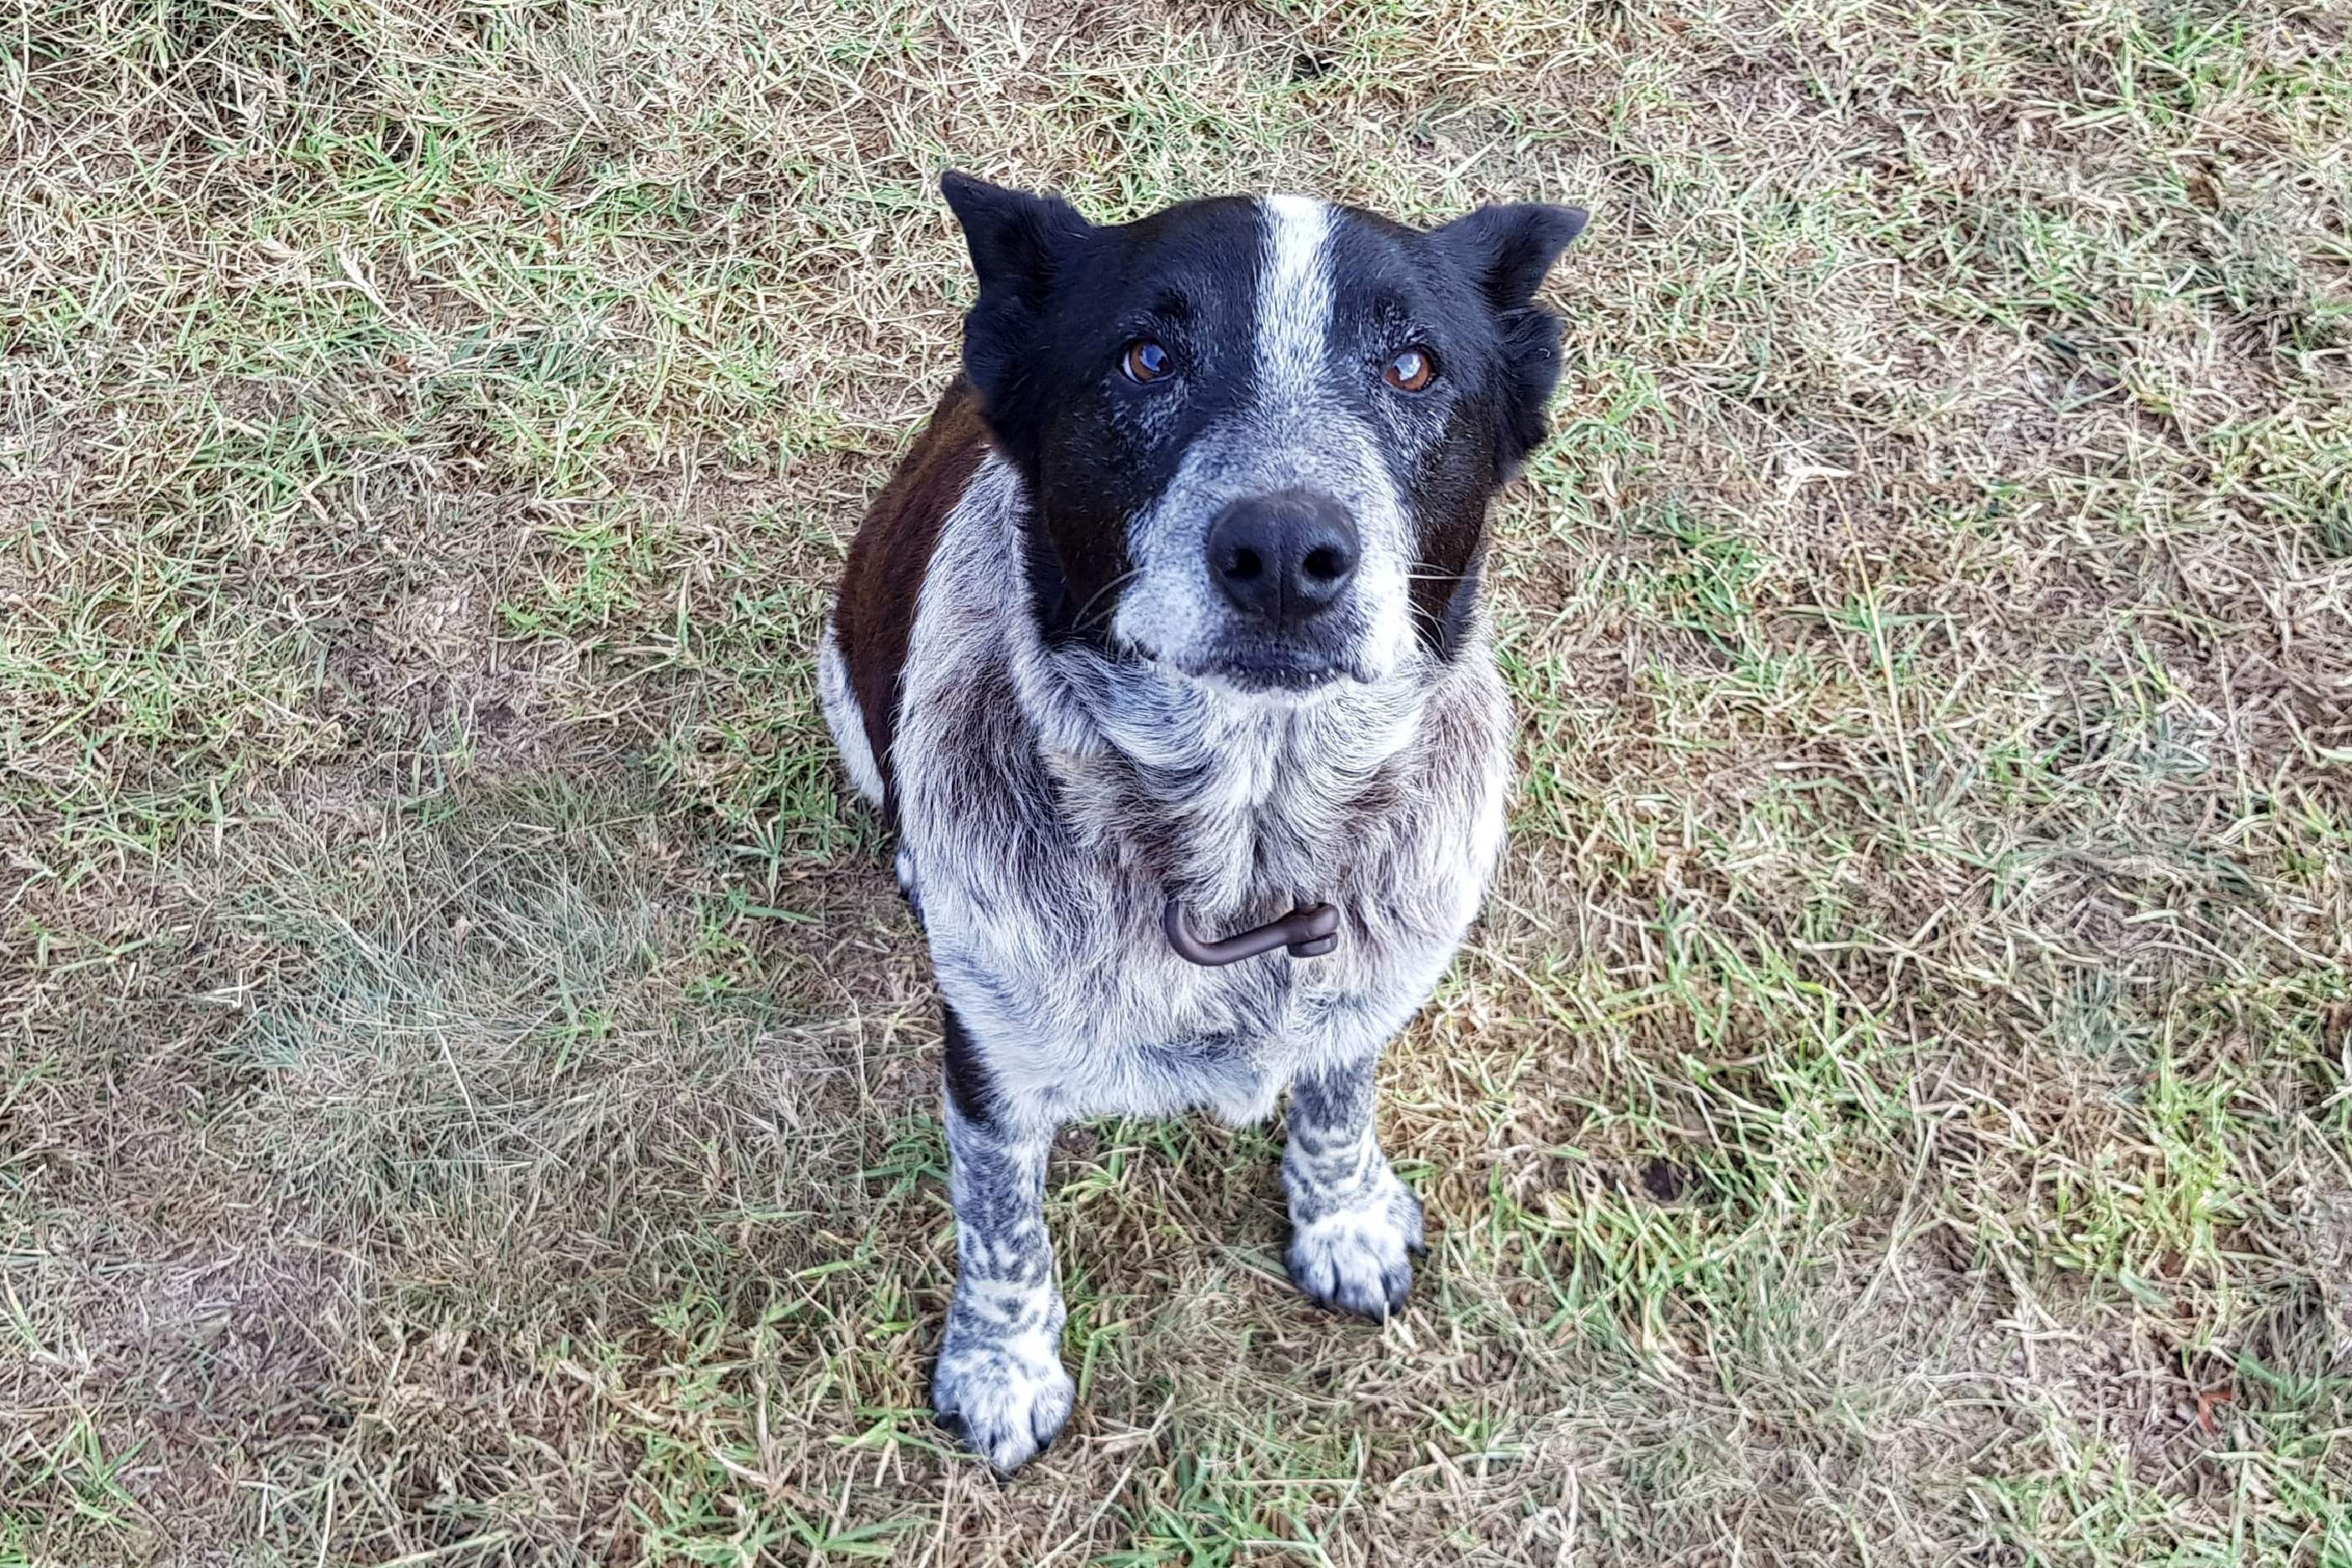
[857,453,1507,1470]
[822,181,1583,1471]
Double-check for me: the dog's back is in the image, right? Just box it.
[818,380,990,825]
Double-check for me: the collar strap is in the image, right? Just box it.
[1163,897,1340,966]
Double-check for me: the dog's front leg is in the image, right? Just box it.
[1284,1053,1426,1319]
[931,1017,1072,1472]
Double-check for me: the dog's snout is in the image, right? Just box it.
[1205,491,1359,628]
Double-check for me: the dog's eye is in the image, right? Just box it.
[1383,347,1436,393]
[1123,340,1174,384]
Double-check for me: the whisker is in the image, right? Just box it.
[1068,566,1146,632]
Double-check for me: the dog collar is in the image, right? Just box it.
[1163,897,1340,966]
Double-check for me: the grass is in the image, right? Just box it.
[3,0,2349,1562]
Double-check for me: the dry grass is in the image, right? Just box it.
[4,0,2350,1562]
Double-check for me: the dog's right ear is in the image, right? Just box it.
[940,171,1092,462]
[941,170,1091,315]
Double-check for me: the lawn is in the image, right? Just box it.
[3,0,2349,1563]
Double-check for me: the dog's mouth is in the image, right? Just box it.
[1185,651,1355,694]
[1159,628,1373,695]
[1171,648,1373,700]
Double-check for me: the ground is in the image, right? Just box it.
[3,1,2349,1564]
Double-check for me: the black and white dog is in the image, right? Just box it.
[819,173,1586,1471]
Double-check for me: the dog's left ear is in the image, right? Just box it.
[1432,202,1588,314]
[1432,203,1588,473]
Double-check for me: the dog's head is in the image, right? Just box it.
[942,172,1586,695]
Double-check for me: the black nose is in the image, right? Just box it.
[1205,491,1360,628]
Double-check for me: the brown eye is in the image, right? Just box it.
[1384,347,1435,392]
[1124,340,1173,383]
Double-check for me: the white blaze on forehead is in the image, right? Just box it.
[1110,192,1415,683]
[1257,195,1334,404]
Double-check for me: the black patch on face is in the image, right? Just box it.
[941,172,1585,664]
[1028,202,1273,648]
[945,176,1268,650]
[1317,202,1587,659]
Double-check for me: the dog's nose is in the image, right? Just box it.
[1205,491,1359,627]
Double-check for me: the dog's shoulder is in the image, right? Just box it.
[830,378,995,816]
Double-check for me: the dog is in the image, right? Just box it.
[819,171,1586,1471]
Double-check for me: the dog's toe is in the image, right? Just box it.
[932,1331,1074,1474]
[1288,1174,1425,1320]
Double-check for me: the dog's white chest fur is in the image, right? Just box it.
[838,457,1510,1126]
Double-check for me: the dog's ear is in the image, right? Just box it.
[1432,202,1588,473]
[940,170,1094,457]
[941,170,1091,307]
[1431,202,1588,315]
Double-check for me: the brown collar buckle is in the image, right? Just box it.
[1163,897,1340,966]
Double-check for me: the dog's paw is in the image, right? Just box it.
[932,1325,1074,1474]
[1287,1167,1425,1319]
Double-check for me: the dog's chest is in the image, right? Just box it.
[900,648,1508,1124]
[932,841,1485,1125]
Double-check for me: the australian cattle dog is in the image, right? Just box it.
[820,171,1586,1471]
